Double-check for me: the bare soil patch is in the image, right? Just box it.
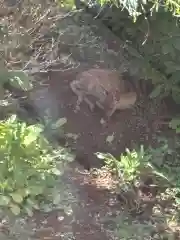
[30,163,118,240]
[32,70,166,169]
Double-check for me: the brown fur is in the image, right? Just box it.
[70,68,137,117]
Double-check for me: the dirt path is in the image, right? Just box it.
[28,162,120,240]
[1,162,119,240]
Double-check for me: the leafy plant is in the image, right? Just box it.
[70,0,180,20]
[169,117,180,133]
[148,137,180,206]
[97,146,146,182]
[96,145,169,191]
[97,147,156,185]
[0,114,73,216]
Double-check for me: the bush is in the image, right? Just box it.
[96,143,180,237]
[96,146,169,195]
[97,140,180,209]
[0,114,73,216]
[97,147,162,182]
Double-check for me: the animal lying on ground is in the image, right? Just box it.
[70,68,137,118]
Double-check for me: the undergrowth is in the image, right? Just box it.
[1,0,180,239]
[0,114,73,216]
[97,138,180,238]
[68,0,180,128]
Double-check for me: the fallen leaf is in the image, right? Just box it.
[100,118,106,125]
[106,133,115,144]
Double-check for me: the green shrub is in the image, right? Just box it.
[97,140,180,209]
[97,143,180,238]
[96,146,168,191]
[148,137,180,206]
[96,148,145,182]
[0,114,73,216]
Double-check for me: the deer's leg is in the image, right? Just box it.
[70,81,84,112]
[96,101,104,110]
[75,95,83,111]
[84,97,95,111]
[106,106,116,118]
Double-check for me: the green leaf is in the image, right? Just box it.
[51,118,67,130]
[16,189,28,198]
[162,44,173,54]
[10,193,24,203]
[96,152,116,161]
[173,39,180,51]
[23,125,43,146]
[150,85,163,98]
[26,198,39,210]
[170,86,180,103]
[41,203,53,212]
[169,118,180,133]
[168,71,180,83]
[164,61,175,68]
[0,69,11,85]
[175,197,180,204]
[24,205,33,217]
[7,114,17,124]
[164,61,180,72]
[0,195,10,206]
[95,152,106,159]
[51,168,61,175]
[10,203,21,215]
[53,193,61,205]
[28,186,44,196]
[128,46,141,58]
[9,71,33,91]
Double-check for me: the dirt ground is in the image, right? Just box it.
[0,4,176,240]
[30,162,121,240]
[2,162,123,240]
[9,59,170,240]
[3,69,173,240]
[17,70,169,239]
[23,162,162,240]
[30,69,167,170]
